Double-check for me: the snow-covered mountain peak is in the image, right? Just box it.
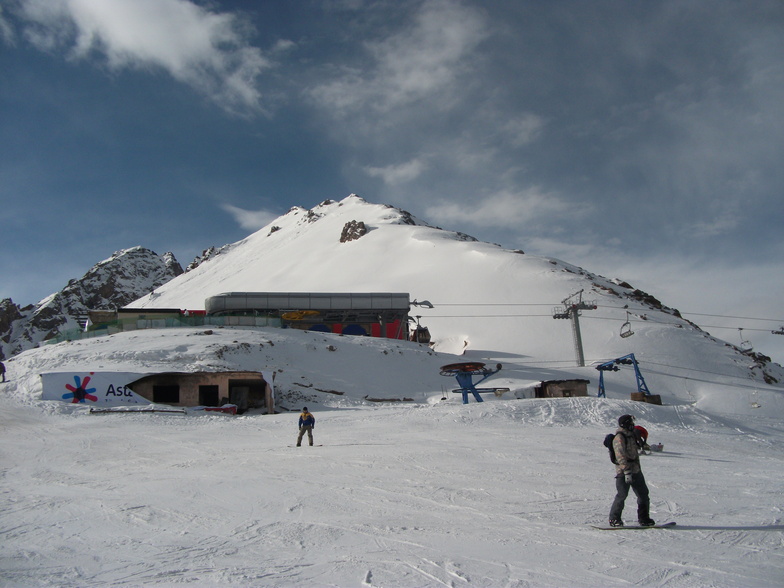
[4,193,780,386]
[262,194,432,237]
[122,194,783,387]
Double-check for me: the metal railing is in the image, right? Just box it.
[44,315,283,345]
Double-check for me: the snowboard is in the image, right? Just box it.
[591,521,676,530]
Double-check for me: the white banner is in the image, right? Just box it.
[41,372,151,406]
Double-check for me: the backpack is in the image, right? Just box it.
[603,433,618,464]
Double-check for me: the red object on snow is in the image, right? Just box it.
[204,405,237,415]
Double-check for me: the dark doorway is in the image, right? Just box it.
[199,385,220,406]
[229,379,268,413]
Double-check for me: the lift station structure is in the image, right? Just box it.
[595,353,651,398]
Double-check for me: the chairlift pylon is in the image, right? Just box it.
[738,328,753,353]
[620,311,634,339]
[596,353,650,398]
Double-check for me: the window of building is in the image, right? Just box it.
[153,385,180,403]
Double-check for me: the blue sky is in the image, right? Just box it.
[1,0,783,362]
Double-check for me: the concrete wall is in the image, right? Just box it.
[129,371,274,413]
[536,379,590,398]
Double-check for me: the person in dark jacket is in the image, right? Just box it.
[609,414,655,527]
[296,407,315,447]
[0,361,5,383]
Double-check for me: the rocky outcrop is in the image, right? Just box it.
[340,220,368,243]
[0,247,183,360]
[186,246,231,271]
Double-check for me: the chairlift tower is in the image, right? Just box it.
[552,289,597,367]
[596,353,651,398]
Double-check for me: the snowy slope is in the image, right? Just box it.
[2,327,784,587]
[127,195,783,390]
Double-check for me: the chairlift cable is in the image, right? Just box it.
[426,301,783,324]
[403,311,778,334]
[589,303,784,324]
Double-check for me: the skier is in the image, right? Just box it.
[296,407,316,447]
[455,369,483,404]
[609,414,656,527]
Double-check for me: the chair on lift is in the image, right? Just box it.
[620,311,634,339]
[738,328,753,353]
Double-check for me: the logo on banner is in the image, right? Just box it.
[63,373,98,403]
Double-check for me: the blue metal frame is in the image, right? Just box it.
[440,364,503,404]
[595,353,650,398]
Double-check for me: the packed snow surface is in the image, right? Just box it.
[2,326,784,587]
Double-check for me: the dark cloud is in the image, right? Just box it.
[1,0,782,362]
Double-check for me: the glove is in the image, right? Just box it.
[624,473,633,484]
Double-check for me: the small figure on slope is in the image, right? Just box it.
[296,407,316,447]
[609,414,656,528]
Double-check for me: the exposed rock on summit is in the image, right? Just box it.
[340,220,368,243]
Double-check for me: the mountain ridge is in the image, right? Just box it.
[0,247,182,360]
[2,194,781,386]
[126,194,782,385]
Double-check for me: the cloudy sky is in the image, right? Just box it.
[1,0,783,361]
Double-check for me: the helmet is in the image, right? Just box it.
[635,425,649,441]
[302,407,308,411]
[618,414,635,430]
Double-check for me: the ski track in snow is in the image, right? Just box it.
[2,397,784,587]
[2,324,784,587]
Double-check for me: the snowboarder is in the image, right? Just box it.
[0,361,5,383]
[296,407,316,447]
[609,414,655,527]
